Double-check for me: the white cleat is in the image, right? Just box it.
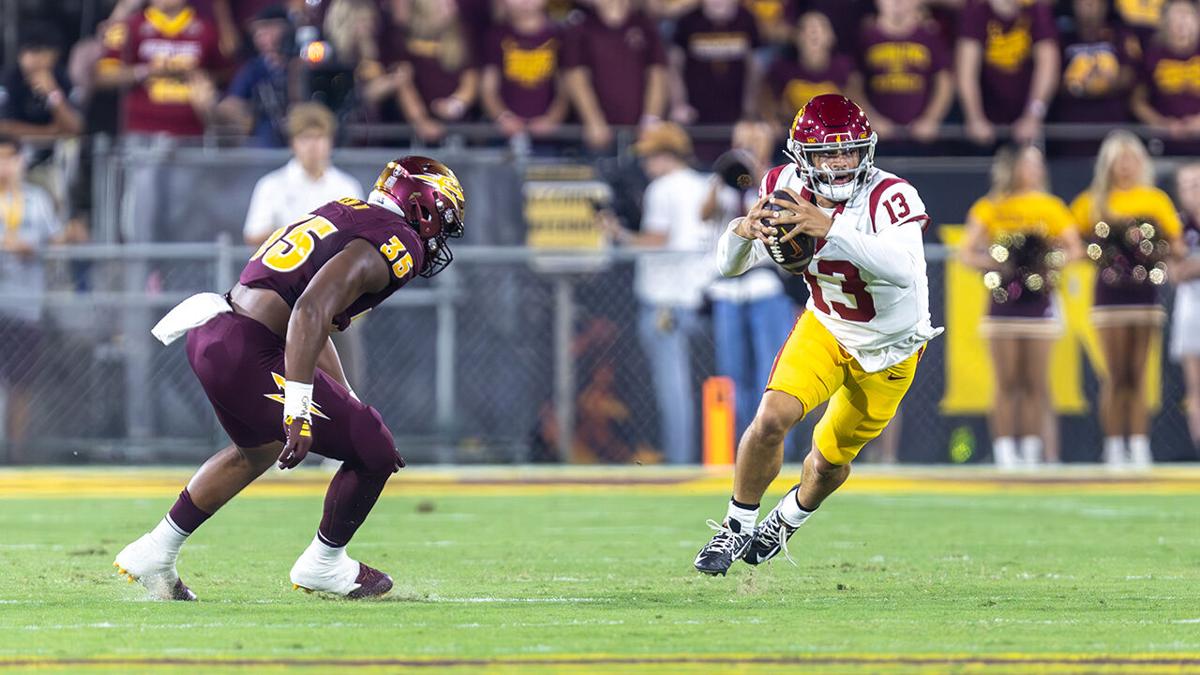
[289,545,393,600]
[113,534,196,601]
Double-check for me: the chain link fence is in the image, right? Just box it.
[0,241,1194,465]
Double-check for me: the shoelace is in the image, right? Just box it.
[757,513,798,567]
[703,519,746,555]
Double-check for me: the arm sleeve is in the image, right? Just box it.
[242,174,276,239]
[958,1,987,42]
[1045,197,1076,237]
[824,217,923,287]
[1070,192,1092,231]
[641,180,672,234]
[716,219,769,277]
[227,62,257,101]
[1031,2,1058,43]
[29,188,62,244]
[1152,189,1184,237]
[826,182,929,286]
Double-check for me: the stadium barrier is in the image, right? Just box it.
[0,239,1193,465]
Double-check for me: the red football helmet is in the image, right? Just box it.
[785,94,877,203]
[368,156,466,277]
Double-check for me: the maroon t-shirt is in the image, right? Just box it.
[672,8,759,123]
[239,199,425,332]
[1053,25,1139,123]
[958,0,1057,124]
[102,8,222,136]
[388,35,476,106]
[767,54,852,116]
[561,11,667,125]
[484,23,562,120]
[1141,43,1200,119]
[857,19,949,124]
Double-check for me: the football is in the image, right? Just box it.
[764,189,814,275]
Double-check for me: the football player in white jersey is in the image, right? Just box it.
[694,94,943,576]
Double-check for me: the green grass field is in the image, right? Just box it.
[1,468,1199,673]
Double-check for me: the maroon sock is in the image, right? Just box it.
[318,466,390,547]
[166,488,212,535]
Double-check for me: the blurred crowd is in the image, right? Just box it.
[2,0,1199,155]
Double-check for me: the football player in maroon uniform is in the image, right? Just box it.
[114,156,465,600]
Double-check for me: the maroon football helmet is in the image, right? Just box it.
[368,156,466,277]
[785,94,877,202]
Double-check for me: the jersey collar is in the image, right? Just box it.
[145,7,196,39]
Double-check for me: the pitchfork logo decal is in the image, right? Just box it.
[265,373,331,420]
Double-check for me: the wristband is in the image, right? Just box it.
[45,90,65,108]
[283,380,314,420]
[1026,99,1047,120]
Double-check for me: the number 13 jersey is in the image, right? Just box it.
[239,197,426,332]
[717,164,943,372]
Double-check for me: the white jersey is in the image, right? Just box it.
[716,164,943,372]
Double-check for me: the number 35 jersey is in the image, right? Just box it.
[239,197,426,331]
[717,165,943,372]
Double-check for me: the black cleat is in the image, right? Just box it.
[744,504,798,566]
[693,518,753,576]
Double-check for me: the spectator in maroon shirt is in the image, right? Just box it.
[562,0,669,150]
[94,0,222,137]
[389,0,479,142]
[849,0,953,143]
[761,11,851,127]
[481,0,569,139]
[1053,0,1139,127]
[669,0,760,125]
[956,0,1059,145]
[1131,0,1200,144]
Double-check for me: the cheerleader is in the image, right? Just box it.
[1169,163,1200,453]
[1070,131,1186,467]
[961,146,1083,467]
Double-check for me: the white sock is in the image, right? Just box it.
[305,533,349,566]
[993,437,1017,468]
[1019,436,1043,465]
[1128,435,1152,467]
[778,487,815,528]
[1103,436,1126,466]
[725,500,759,534]
[149,517,188,559]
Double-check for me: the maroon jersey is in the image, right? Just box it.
[1141,43,1200,119]
[767,55,852,117]
[857,19,949,124]
[99,7,222,136]
[239,198,425,331]
[1054,24,1140,123]
[387,35,476,106]
[561,10,667,125]
[672,7,759,124]
[958,0,1057,124]
[484,22,562,119]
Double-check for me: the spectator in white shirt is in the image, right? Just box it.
[0,133,63,462]
[601,123,719,464]
[242,102,366,407]
[702,121,796,441]
[243,102,364,246]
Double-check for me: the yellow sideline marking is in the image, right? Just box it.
[3,652,1200,673]
[0,467,1198,499]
